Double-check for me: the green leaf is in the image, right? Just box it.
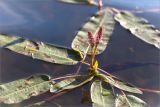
[90,80,115,107]
[0,74,51,104]
[50,75,94,93]
[99,74,142,94]
[90,80,146,107]
[115,12,160,49]
[58,0,97,5]
[115,95,147,107]
[71,8,115,55]
[0,34,82,65]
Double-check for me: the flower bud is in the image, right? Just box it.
[96,27,103,44]
[88,32,95,47]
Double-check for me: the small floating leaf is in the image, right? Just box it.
[115,95,147,107]
[72,8,115,55]
[0,34,82,65]
[100,74,142,94]
[50,75,93,93]
[0,74,51,104]
[90,80,115,107]
[115,12,160,49]
[58,0,97,5]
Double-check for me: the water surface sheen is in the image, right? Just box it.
[0,0,160,107]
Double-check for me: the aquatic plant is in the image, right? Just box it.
[0,0,160,107]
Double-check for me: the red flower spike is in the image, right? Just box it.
[98,0,103,10]
[88,32,95,47]
[96,27,103,44]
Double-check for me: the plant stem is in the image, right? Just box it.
[90,44,98,69]
[121,90,132,107]
[76,45,90,74]
[138,87,160,94]
[82,61,118,79]
[49,75,81,82]
[25,91,68,107]
[90,46,95,68]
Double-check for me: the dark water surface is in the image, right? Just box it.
[0,0,160,107]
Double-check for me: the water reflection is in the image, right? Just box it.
[104,0,160,9]
[97,23,160,107]
[0,0,97,47]
[0,0,160,107]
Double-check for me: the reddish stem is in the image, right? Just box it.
[139,87,160,94]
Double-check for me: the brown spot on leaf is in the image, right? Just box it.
[25,80,34,85]
[29,91,39,96]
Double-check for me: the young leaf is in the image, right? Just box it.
[0,34,82,65]
[50,75,94,93]
[71,8,115,55]
[115,95,147,107]
[58,0,97,5]
[99,74,142,94]
[115,12,160,49]
[0,74,51,104]
[90,80,115,107]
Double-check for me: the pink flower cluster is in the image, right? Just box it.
[98,0,103,10]
[88,27,103,47]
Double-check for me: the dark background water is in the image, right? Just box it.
[0,0,160,107]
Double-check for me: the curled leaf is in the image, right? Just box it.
[0,74,51,104]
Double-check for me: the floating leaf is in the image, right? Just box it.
[50,75,93,93]
[115,95,147,107]
[99,74,142,94]
[72,8,115,55]
[0,74,51,104]
[58,0,97,5]
[90,80,115,107]
[90,80,146,107]
[115,12,160,49]
[0,34,82,65]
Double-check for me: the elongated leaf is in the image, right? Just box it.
[50,75,93,93]
[115,12,160,49]
[58,0,97,5]
[0,74,51,104]
[0,34,82,65]
[99,74,142,94]
[115,95,147,107]
[90,80,115,107]
[72,8,115,55]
